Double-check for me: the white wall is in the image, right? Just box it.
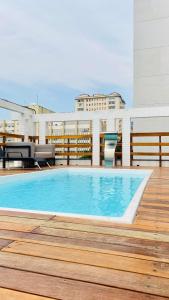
[134,0,169,157]
[134,0,169,107]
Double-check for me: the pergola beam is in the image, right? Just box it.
[0,98,34,115]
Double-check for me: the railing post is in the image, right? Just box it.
[91,135,92,166]
[159,135,162,167]
[130,133,133,166]
[92,119,100,166]
[39,121,47,144]
[2,135,6,169]
[122,117,131,167]
[67,138,70,166]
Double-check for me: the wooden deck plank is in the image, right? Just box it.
[34,220,169,240]
[1,245,169,280]
[0,239,13,249]
[2,230,169,263]
[1,266,165,300]
[33,225,167,248]
[137,213,169,223]
[31,226,169,258]
[0,215,45,226]
[3,239,169,273]
[134,220,169,232]
[0,210,52,220]
[0,253,169,297]
[0,221,38,232]
[0,288,56,300]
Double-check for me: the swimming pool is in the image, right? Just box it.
[0,168,152,223]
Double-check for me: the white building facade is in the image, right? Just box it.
[133,0,169,166]
[134,0,169,132]
[75,93,125,112]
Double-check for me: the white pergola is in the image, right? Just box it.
[33,105,169,167]
[1,97,169,167]
[0,98,34,139]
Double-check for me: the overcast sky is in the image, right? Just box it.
[0,0,133,116]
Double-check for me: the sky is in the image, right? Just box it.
[0,0,133,118]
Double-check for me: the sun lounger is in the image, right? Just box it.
[0,142,55,169]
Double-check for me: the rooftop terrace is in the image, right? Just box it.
[1,101,169,298]
[0,167,168,299]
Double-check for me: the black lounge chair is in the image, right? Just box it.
[0,142,55,170]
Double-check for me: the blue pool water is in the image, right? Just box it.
[0,168,147,218]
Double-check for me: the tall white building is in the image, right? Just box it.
[134,0,169,131]
[133,0,169,167]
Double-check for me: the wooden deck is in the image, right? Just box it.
[0,167,169,299]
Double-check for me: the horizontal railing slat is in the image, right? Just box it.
[131,132,169,137]
[46,134,92,139]
[0,132,24,139]
[131,152,169,156]
[54,144,92,148]
[131,142,169,146]
[55,152,92,156]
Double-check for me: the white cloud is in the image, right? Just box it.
[0,0,133,90]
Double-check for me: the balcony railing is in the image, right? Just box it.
[1,131,169,167]
[130,132,169,167]
[46,134,92,165]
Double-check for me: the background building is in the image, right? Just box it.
[75,92,125,112]
[75,92,125,132]
[0,93,125,135]
[0,119,19,134]
[28,104,54,114]
[0,104,54,134]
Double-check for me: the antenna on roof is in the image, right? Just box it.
[36,94,39,105]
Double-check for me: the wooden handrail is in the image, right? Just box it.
[55,152,92,156]
[55,144,92,148]
[131,142,169,146]
[131,152,169,156]
[0,132,24,139]
[131,132,169,137]
[46,134,92,139]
